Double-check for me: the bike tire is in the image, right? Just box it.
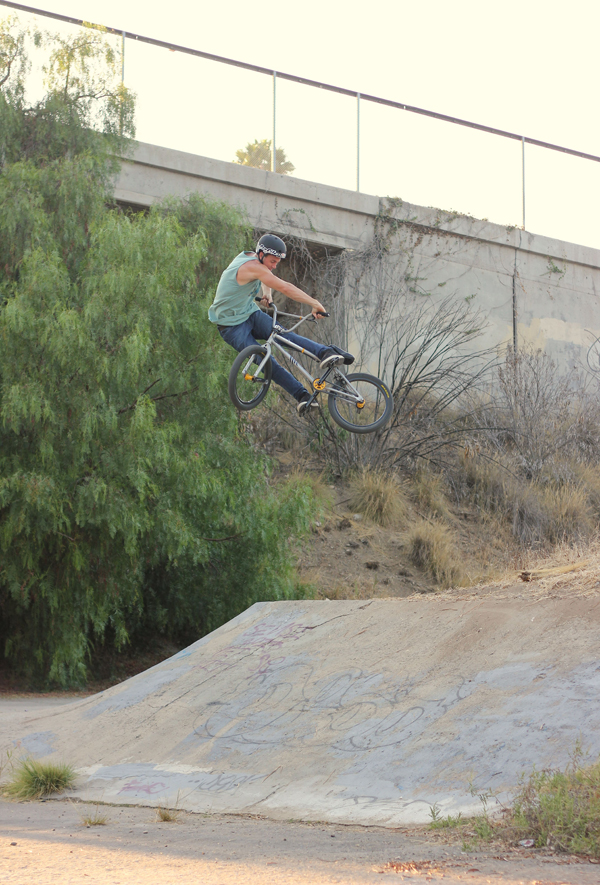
[327,372,393,434]
[228,345,273,410]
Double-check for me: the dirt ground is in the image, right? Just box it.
[2,795,600,885]
[288,471,520,601]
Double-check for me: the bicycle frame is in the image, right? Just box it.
[244,305,365,407]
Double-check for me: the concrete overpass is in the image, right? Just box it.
[116,142,600,368]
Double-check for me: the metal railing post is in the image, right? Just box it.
[522,136,526,230]
[119,30,125,135]
[357,92,361,192]
[2,0,599,228]
[272,71,277,173]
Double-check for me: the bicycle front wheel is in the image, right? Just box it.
[327,372,393,433]
[228,345,273,410]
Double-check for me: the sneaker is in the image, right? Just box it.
[319,349,345,371]
[296,392,319,415]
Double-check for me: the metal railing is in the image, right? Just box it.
[2,0,599,243]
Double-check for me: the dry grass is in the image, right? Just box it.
[310,569,378,601]
[81,806,109,826]
[292,469,333,504]
[460,454,595,545]
[156,806,182,822]
[406,520,463,589]
[413,468,450,520]
[539,483,594,543]
[348,469,408,527]
[518,538,600,594]
[571,464,600,516]
[446,535,600,601]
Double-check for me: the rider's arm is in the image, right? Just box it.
[238,260,326,318]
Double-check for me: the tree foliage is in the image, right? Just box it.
[0,18,314,685]
[235,138,295,174]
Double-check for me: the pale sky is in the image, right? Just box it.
[3,0,599,249]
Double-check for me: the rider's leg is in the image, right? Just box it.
[273,327,343,369]
[272,324,331,361]
[247,311,340,395]
[218,314,307,401]
[249,310,342,368]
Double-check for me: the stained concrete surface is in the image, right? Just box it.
[1,596,599,827]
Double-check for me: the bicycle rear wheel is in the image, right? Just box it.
[327,372,393,433]
[228,345,272,410]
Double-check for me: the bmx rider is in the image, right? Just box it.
[209,234,343,414]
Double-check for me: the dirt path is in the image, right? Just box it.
[2,798,599,885]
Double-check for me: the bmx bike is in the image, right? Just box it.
[227,302,393,434]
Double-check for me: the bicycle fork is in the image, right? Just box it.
[243,345,272,381]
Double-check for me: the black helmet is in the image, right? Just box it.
[256,233,286,261]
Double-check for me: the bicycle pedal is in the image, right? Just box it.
[297,397,319,416]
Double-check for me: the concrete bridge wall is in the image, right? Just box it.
[116,142,600,370]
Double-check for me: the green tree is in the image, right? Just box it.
[0,14,29,93]
[0,18,313,686]
[235,138,295,174]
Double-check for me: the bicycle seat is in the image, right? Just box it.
[328,344,355,365]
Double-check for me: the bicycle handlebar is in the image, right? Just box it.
[254,296,329,318]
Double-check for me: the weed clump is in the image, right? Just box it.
[506,753,600,857]
[428,752,600,858]
[156,806,181,822]
[4,758,76,799]
[348,469,407,527]
[81,807,109,826]
[407,520,463,588]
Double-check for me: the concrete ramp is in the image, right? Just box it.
[3,596,600,826]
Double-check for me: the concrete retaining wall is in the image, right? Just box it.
[116,142,600,369]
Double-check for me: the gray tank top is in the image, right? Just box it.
[208,252,261,326]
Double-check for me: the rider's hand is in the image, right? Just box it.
[260,295,274,308]
[311,300,327,319]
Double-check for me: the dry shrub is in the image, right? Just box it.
[407,520,463,588]
[485,347,593,479]
[459,454,594,545]
[348,468,408,527]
